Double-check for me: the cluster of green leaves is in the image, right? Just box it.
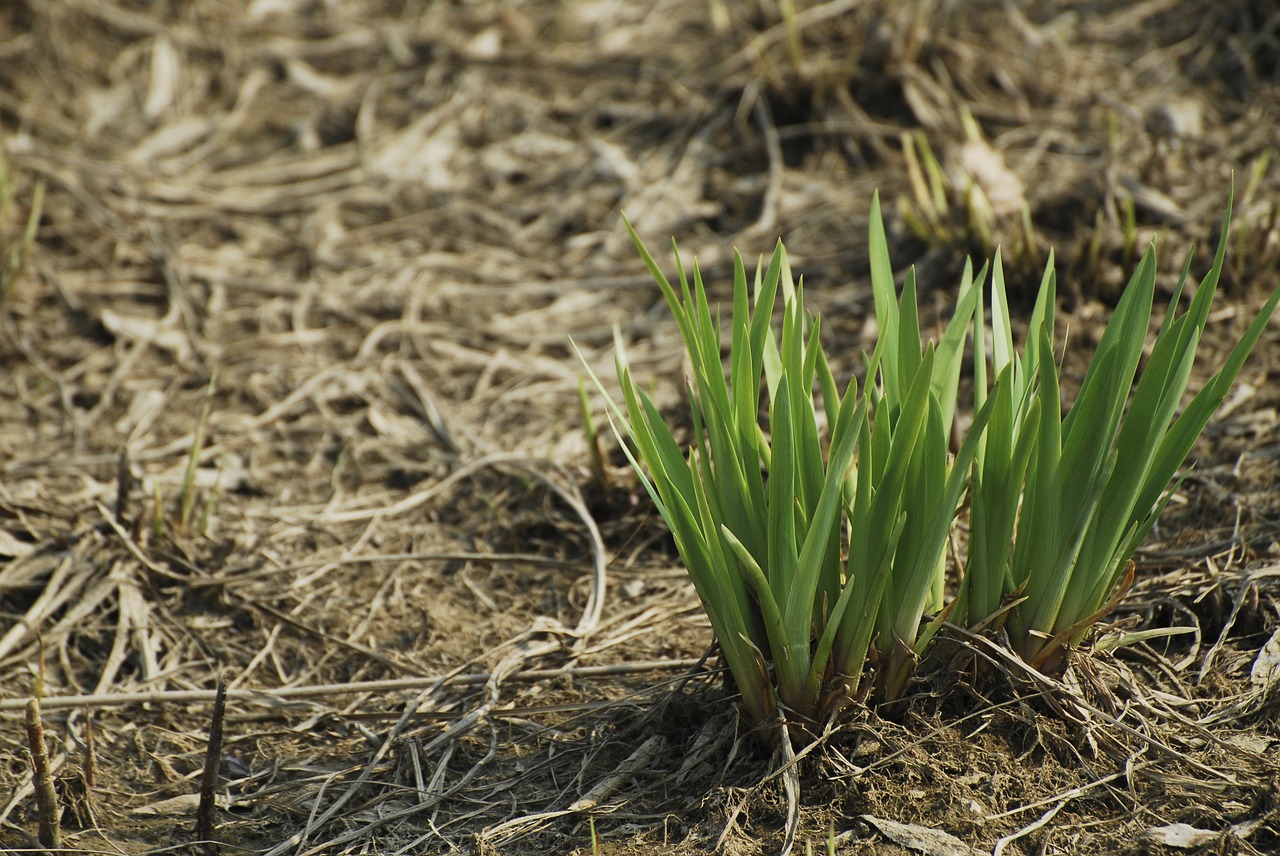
[595,220,864,730]
[587,191,1278,738]
[957,196,1280,670]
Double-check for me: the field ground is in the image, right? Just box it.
[2,1,1280,854]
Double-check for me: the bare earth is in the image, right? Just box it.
[2,2,1279,854]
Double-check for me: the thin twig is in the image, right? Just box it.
[0,659,701,713]
[25,698,61,849]
[195,670,231,854]
[777,720,800,856]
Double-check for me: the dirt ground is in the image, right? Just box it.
[2,1,1280,854]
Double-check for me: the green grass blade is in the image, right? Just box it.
[1009,328,1062,640]
[871,348,937,648]
[1018,253,1056,413]
[934,268,981,434]
[1062,246,1156,443]
[1137,281,1280,535]
[971,259,991,419]
[990,249,1014,378]
[767,375,800,588]
[896,268,922,407]
[869,191,900,398]
[720,524,796,709]
[812,507,905,700]
[752,244,787,401]
[1062,316,1203,625]
[888,370,1001,655]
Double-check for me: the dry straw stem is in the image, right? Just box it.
[24,698,61,849]
[195,669,231,854]
[0,659,699,713]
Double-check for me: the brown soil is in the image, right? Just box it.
[2,2,1279,854]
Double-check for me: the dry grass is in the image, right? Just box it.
[2,1,1280,853]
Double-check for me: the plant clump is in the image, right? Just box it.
[586,190,1279,743]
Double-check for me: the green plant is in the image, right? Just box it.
[955,193,1280,670]
[594,228,857,732]
[857,196,996,703]
[586,189,1277,738]
[583,194,998,737]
